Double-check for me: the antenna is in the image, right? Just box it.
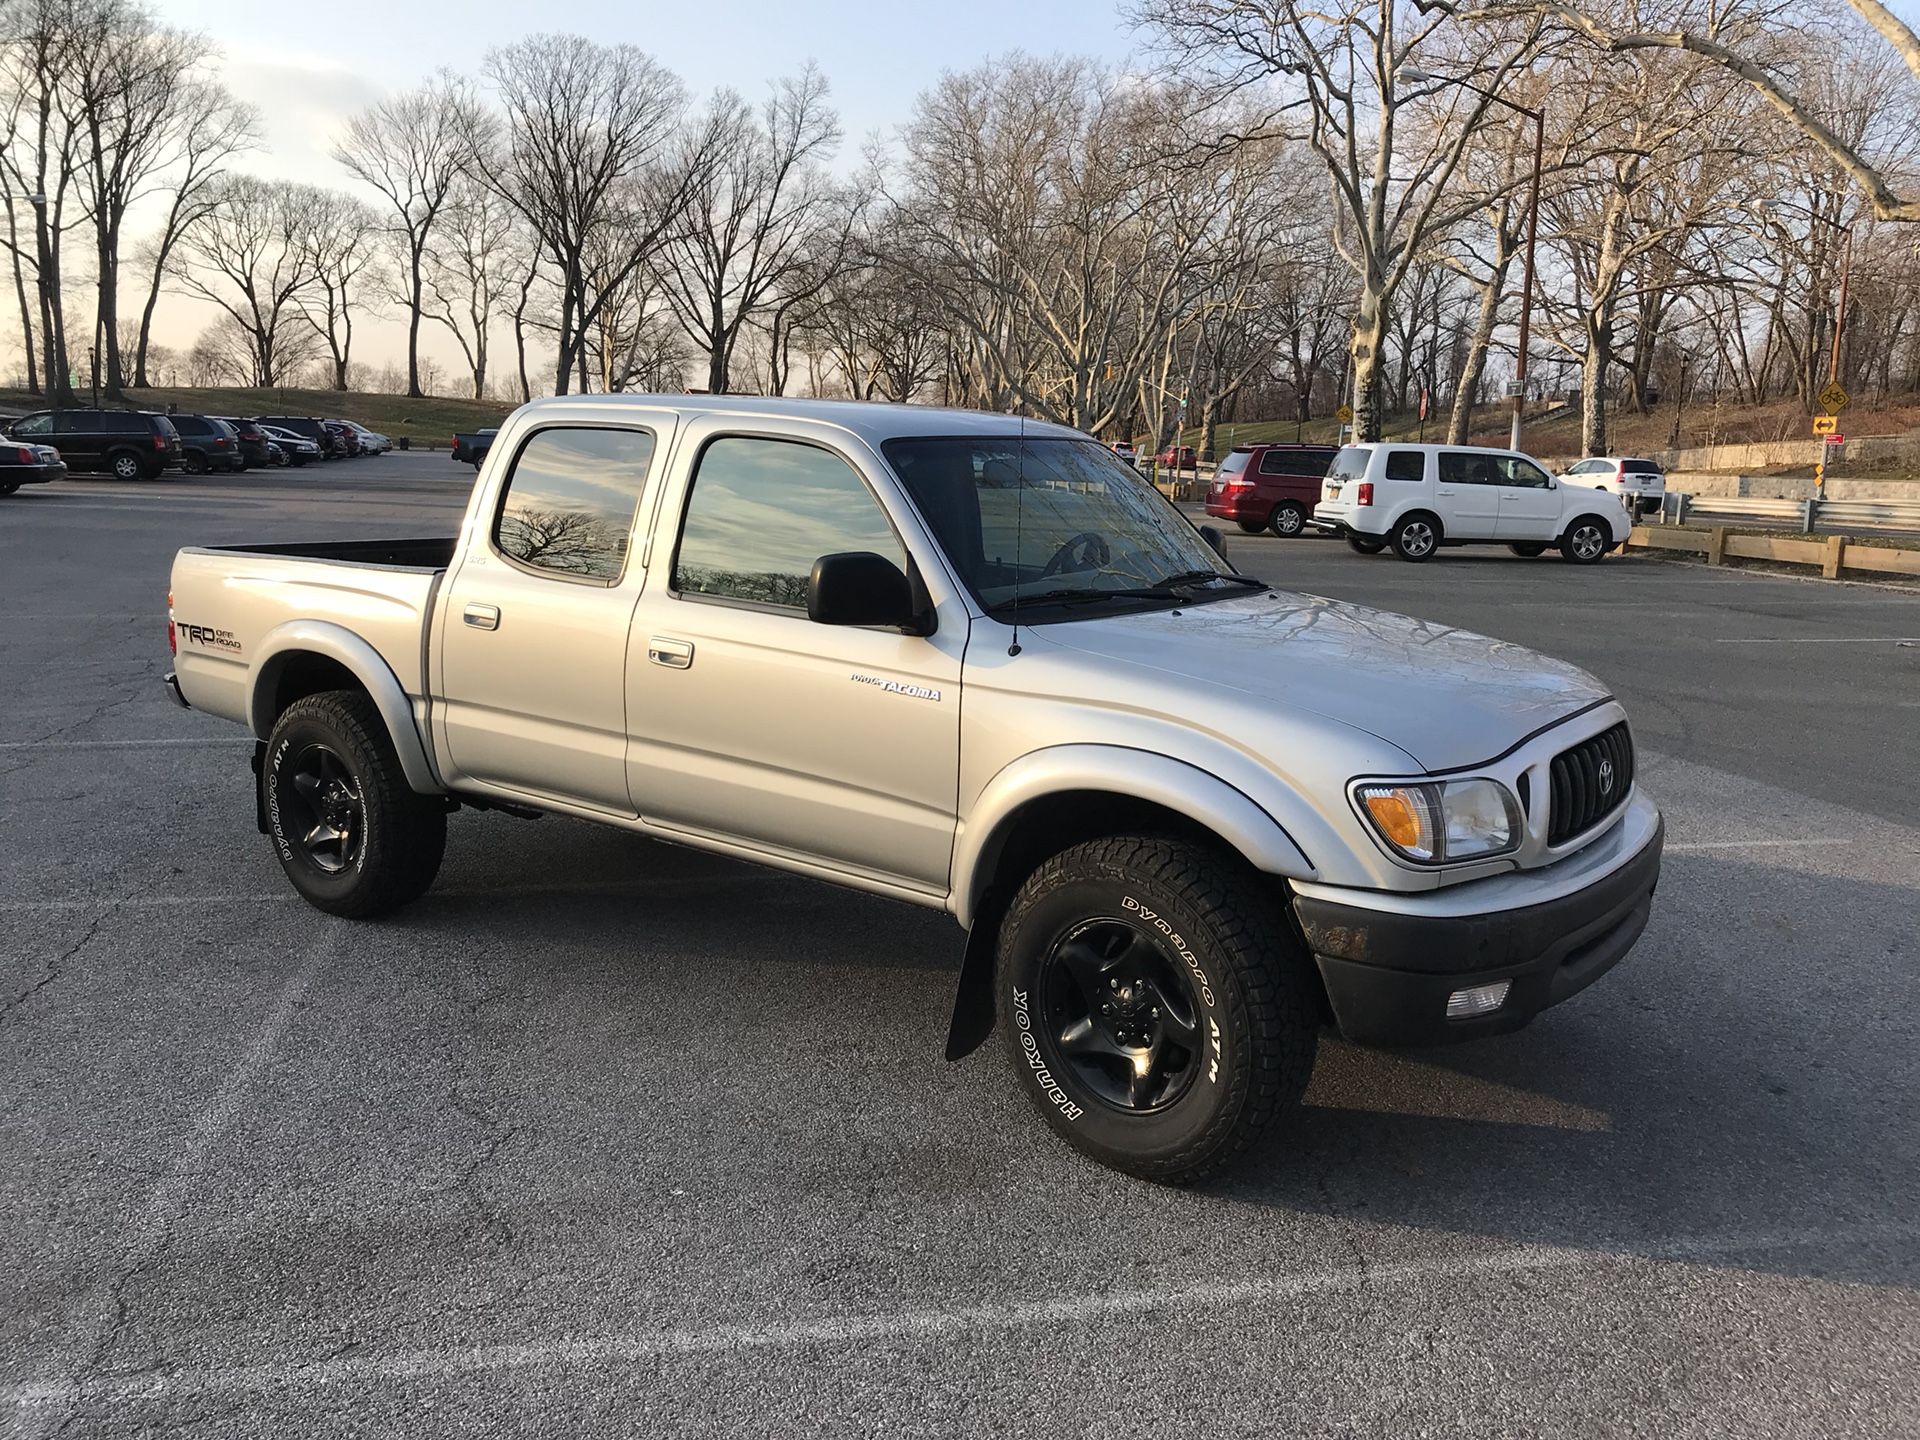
[1008,410,1025,656]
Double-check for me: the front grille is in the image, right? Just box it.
[1548,722,1634,845]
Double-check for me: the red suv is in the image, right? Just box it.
[1206,443,1340,536]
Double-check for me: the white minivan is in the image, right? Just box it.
[1310,443,1633,563]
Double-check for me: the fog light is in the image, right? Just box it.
[1446,981,1511,1019]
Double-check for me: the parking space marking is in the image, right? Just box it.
[0,737,244,750]
[16,932,338,1437]
[1666,838,1856,851]
[1710,637,1920,644]
[6,1218,1912,1413]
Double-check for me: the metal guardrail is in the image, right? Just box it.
[1664,492,1920,535]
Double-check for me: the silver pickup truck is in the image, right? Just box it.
[167,395,1662,1182]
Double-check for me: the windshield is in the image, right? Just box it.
[883,436,1240,615]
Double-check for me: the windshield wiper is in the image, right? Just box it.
[1153,570,1267,591]
[998,572,1267,611]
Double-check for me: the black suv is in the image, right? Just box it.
[213,416,273,469]
[5,408,181,480]
[257,416,342,459]
[169,414,246,473]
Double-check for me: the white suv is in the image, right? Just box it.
[1560,456,1666,518]
[1310,443,1632,564]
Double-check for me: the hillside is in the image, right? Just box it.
[0,384,514,443]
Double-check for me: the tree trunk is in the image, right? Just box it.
[1349,281,1389,443]
[1448,256,1510,445]
[7,212,39,394]
[1580,315,1612,456]
[552,276,578,397]
[96,220,127,398]
[406,242,425,398]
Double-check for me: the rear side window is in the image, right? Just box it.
[493,426,656,583]
[1328,447,1371,481]
[1383,450,1426,483]
[1439,451,1503,486]
[1216,450,1250,475]
[673,437,903,610]
[54,411,102,435]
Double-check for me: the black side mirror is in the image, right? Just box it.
[1198,525,1228,559]
[808,552,927,633]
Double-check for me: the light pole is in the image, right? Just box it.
[1400,69,1544,453]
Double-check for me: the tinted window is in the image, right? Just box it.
[493,426,655,583]
[675,437,902,610]
[53,411,102,435]
[1328,447,1371,482]
[1383,450,1426,482]
[1439,451,1505,486]
[1501,457,1553,488]
[1260,447,1335,477]
[1622,458,1662,473]
[12,413,52,436]
[173,415,209,435]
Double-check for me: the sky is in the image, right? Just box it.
[113,0,1147,387]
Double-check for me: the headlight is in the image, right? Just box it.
[1356,778,1523,863]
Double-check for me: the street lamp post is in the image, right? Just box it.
[1400,68,1544,453]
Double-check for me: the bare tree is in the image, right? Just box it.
[657,65,842,393]
[423,177,517,399]
[478,33,698,395]
[300,190,382,390]
[174,175,324,386]
[333,74,478,397]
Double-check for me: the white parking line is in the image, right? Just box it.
[1666,838,1855,851]
[0,737,242,750]
[1710,637,1920,644]
[6,1218,1911,1413]
[14,933,337,1435]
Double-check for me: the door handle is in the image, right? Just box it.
[648,637,694,669]
[463,603,500,631]
[1436,489,1457,497]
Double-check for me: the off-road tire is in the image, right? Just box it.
[1391,512,1442,562]
[996,834,1319,1184]
[264,690,446,918]
[1508,542,1548,558]
[1560,515,1613,564]
[1346,534,1386,555]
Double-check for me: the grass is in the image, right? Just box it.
[0,383,513,443]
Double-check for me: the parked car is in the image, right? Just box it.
[1311,443,1633,563]
[450,428,498,467]
[258,424,322,467]
[166,394,1662,1183]
[1206,443,1341,537]
[342,420,391,454]
[214,416,274,469]
[1155,444,1197,469]
[0,440,66,495]
[169,414,246,474]
[264,441,287,467]
[1560,456,1666,518]
[256,416,342,459]
[1110,441,1138,467]
[4,408,181,480]
[322,419,363,458]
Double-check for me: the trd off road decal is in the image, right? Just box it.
[174,621,242,654]
[1011,989,1083,1121]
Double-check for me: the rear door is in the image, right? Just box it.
[52,410,104,470]
[1435,451,1502,537]
[434,415,673,814]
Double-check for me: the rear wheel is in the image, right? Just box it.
[1560,515,1613,564]
[1391,512,1441,562]
[1270,501,1307,537]
[183,451,208,475]
[1346,534,1386,555]
[1236,519,1265,534]
[1508,542,1548,558]
[996,834,1319,1184]
[109,451,144,481]
[264,691,446,917]
[0,480,19,496]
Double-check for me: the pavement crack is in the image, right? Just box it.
[2,906,116,1023]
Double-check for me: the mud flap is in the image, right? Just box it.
[250,740,269,834]
[944,916,999,1061]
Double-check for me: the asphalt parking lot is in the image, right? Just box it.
[4,452,1919,1437]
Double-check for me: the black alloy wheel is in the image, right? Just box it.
[277,742,366,876]
[1036,917,1205,1113]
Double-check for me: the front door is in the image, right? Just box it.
[1492,456,1565,540]
[435,421,667,814]
[625,426,963,892]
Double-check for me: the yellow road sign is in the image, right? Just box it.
[1817,382,1850,412]
[1335,404,1353,424]
[1812,414,1838,435]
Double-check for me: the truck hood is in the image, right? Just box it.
[1039,589,1610,772]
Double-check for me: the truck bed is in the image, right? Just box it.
[196,537,458,570]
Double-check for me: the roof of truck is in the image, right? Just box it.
[512,393,1089,444]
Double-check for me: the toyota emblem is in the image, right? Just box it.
[1598,758,1615,794]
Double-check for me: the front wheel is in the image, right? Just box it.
[1270,501,1307,537]
[996,835,1319,1184]
[1346,535,1386,555]
[264,690,447,917]
[1560,515,1613,564]
[1508,542,1548,558]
